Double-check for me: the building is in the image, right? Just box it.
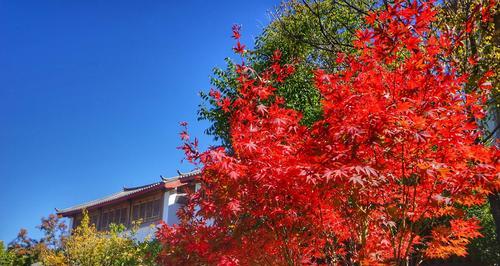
[56,170,200,240]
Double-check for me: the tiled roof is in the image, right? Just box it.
[56,170,200,217]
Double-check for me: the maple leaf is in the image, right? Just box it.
[244,141,257,151]
[405,36,420,51]
[272,117,287,126]
[233,41,246,54]
[228,170,239,180]
[228,200,241,213]
[256,104,268,115]
[397,101,412,113]
[209,88,221,100]
[272,49,282,62]
[253,86,273,100]
[180,131,190,141]
[432,194,452,205]
[356,29,373,44]
[248,124,259,133]
[414,131,430,143]
[231,24,241,39]
[349,175,364,186]
[220,97,231,112]
[365,12,377,25]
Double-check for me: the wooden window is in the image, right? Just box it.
[120,208,127,223]
[132,205,139,221]
[72,215,82,229]
[131,197,162,224]
[90,213,99,227]
[101,212,109,228]
[100,206,128,230]
[72,211,99,229]
[153,200,161,216]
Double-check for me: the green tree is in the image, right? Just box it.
[198,0,375,147]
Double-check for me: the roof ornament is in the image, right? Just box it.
[160,170,183,181]
[178,169,201,177]
[160,169,201,181]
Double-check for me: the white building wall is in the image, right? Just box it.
[131,225,157,242]
[164,189,183,225]
[161,190,170,222]
[132,189,184,242]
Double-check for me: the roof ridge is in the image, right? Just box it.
[122,181,162,191]
[57,170,201,216]
[161,169,201,181]
[57,190,125,213]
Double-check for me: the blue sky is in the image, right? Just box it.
[0,0,279,243]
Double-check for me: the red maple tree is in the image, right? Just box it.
[157,1,498,265]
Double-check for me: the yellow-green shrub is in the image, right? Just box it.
[40,210,160,266]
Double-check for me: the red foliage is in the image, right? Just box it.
[157,1,498,265]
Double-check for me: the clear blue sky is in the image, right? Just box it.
[0,0,278,243]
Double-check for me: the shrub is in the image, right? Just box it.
[40,210,160,266]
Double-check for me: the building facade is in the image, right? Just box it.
[56,170,199,241]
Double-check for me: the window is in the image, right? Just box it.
[132,198,162,224]
[72,211,99,229]
[100,207,128,230]
[73,215,82,229]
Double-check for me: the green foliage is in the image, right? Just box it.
[0,241,15,266]
[466,203,500,265]
[254,0,372,67]
[198,0,374,146]
[198,58,239,146]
